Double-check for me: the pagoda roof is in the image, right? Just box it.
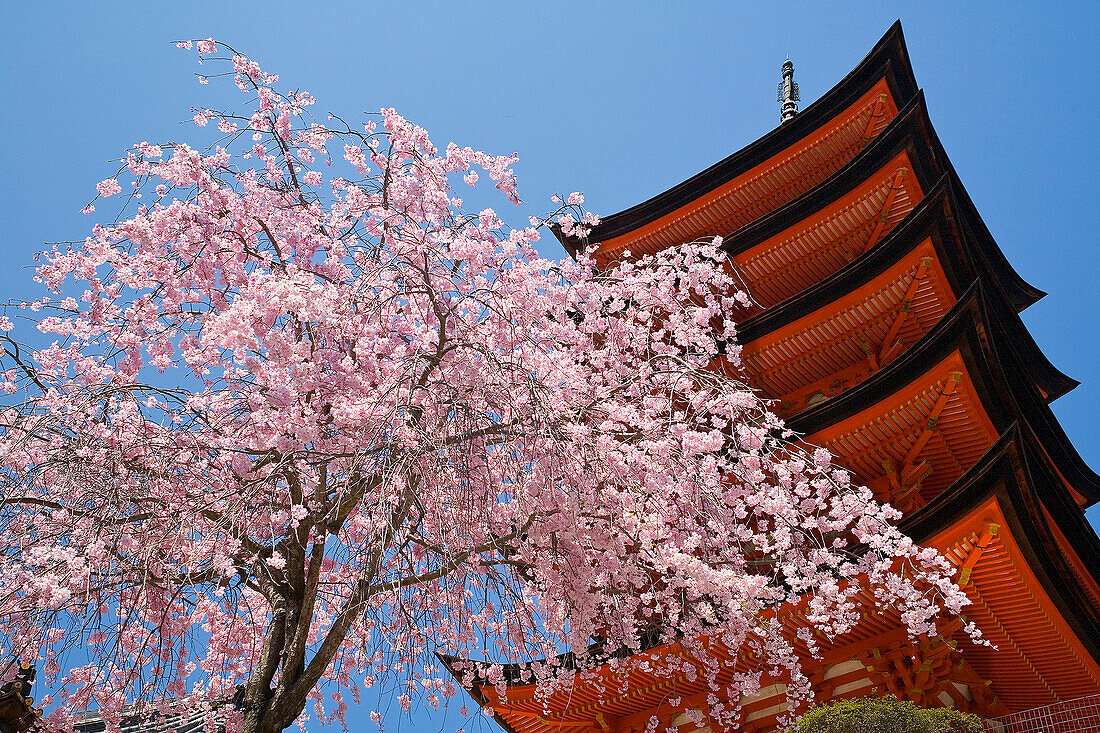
[560,22,919,259]
[726,149,922,315]
[738,237,959,415]
[75,709,209,733]
[734,177,1050,351]
[720,90,942,260]
[788,285,1098,507]
[716,99,1043,314]
[503,19,1099,731]
[729,179,1073,418]
[721,96,934,315]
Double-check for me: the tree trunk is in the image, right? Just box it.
[240,707,264,733]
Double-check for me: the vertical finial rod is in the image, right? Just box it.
[778,58,800,123]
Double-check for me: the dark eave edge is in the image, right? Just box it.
[715,94,1040,320]
[733,175,957,345]
[784,284,1100,504]
[436,653,525,733]
[901,425,1100,664]
[731,177,1074,402]
[718,91,943,256]
[712,90,1041,314]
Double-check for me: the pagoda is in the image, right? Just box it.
[445,22,1100,732]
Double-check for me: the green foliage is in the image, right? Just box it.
[791,696,983,733]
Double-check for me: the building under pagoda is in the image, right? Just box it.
[444,22,1100,733]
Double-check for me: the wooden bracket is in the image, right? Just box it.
[861,93,889,147]
[957,523,1000,587]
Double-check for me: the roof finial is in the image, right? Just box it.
[778,57,800,123]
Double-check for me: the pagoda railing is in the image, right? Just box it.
[982,694,1100,732]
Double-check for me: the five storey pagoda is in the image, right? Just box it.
[446,22,1100,732]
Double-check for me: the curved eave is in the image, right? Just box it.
[945,169,1047,310]
[975,277,1079,403]
[559,21,918,252]
[978,312,1096,503]
[732,178,1073,401]
[963,289,1092,493]
[901,425,1100,665]
[730,179,1073,402]
[786,284,1100,504]
[1016,432,1100,599]
[718,91,943,257]
[712,93,1040,314]
[734,177,967,346]
[437,631,668,696]
[719,100,1040,315]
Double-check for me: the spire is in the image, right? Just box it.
[777,57,800,123]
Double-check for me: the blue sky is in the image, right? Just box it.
[1,2,1098,732]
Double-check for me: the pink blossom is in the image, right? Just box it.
[95,178,121,198]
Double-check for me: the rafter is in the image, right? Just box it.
[747,167,907,292]
[860,335,880,372]
[902,371,961,469]
[853,370,959,513]
[857,166,908,256]
[860,92,889,148]
[877,256,932,365]
[964,585,1060,701]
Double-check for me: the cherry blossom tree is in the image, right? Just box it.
[0,41,973,733]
